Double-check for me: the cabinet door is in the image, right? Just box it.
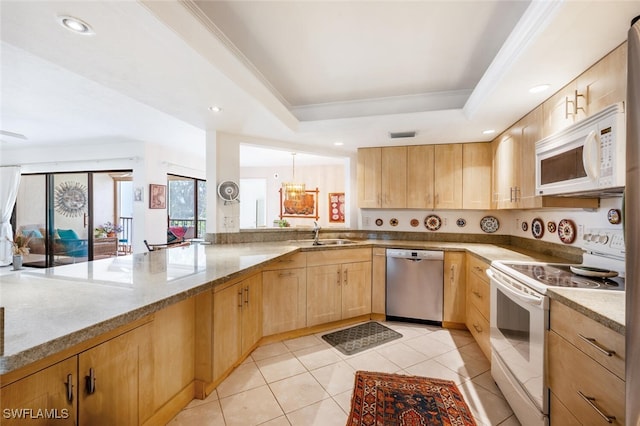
[1,357,77,425]
[443,252,466,325]
[434,144,462,209]
[492,132,519,209]
[213,283,242,380]
[542,81,582,138]
[357,147,381,208]
[381,146,407,208]
[518,108,543,209]
[307,264,342,327]
[262,268,307,336]
[79,323,153,426]
[241,273,263,355]
[341,261,372,319]
[407,145,435,209]
[577,43,626,118]
[462,143,492,209]
[371,248,386,315]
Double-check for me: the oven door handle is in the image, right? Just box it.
[488,270,544,306]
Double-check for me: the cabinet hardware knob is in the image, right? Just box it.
[578,334,616,357]
[65,373,73,402]
[473,323,482,333]
[85,368,96,395]
[577,391,615,423]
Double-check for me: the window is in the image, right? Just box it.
[168,175,206,238]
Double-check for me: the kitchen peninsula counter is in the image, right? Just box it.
[0,239,623,375]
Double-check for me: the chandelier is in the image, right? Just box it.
[282,153,305,200]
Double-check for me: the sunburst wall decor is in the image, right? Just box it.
[54,181,88,217]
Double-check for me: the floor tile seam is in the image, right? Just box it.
[431,357,485,381]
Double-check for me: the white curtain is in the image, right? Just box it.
[0,166,22,266]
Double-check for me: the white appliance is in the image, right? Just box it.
[535,102,625,197]
[488,228,625,426]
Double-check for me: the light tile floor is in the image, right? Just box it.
[168,321,520,426]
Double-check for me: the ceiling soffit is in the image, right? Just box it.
[188,0,529,121]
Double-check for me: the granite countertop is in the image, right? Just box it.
[0,239,624,374]
[546,288,625,334]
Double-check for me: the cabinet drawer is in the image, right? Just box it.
[467,273,489,320]
[263,252,307,271]
[548,330,625,425]
[550,300,625,380]
[466,303,490,360]
[306,247,372,267]
[467,255,490,284]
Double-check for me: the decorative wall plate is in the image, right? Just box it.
[480,216,500,233]
[547,221,556,233]
[410,219,420,227]
[607,209,621,224]
[375,218,384,226]
[424,214,442,231]
[521,221,528,232]
[456,218,466,227]
[390,218,399,227]
[558,219,576,244]
[54,181,88,217]
[531,218,544,239]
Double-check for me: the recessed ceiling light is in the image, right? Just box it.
[529,84,550,94]
[482,129,496,135]
[334,141,344,146]
[57,16,94,35]
[208,106,222,113]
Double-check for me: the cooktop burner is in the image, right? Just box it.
[503,263,624,291]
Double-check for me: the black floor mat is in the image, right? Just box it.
[321,322,402,355]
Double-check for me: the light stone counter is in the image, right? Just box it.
[546,288,625,334]
[0,239,624,374]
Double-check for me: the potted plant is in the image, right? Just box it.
[95,221,123,238]
[7,234,31,270]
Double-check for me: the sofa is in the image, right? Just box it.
[20,226,88,258]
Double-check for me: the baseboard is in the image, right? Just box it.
[142,381,195,425]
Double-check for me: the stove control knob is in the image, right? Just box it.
[590,234,599,242]
[583,233,591,241]
[598,235,609,244]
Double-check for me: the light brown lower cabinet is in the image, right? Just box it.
[1,357,77,425]
[443,252,466,327]
[262,253,307,336]
[465,254,491,360]
[213,272,262,380]
[547,300,625,425]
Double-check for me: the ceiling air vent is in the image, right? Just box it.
[389,131,416,139]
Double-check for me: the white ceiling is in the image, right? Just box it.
[0,1,638,166]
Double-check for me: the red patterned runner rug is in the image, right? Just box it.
[346,371,477,426]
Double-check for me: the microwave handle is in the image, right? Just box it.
[583,130,600,180]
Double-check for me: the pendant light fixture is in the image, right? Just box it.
[282,153,305,201]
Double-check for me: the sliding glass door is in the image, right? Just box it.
[168,175,206,239]
[51,173,90,266]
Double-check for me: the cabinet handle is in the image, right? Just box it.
[278,271,295,277]
[238,290,243,308]
[244,286,249,305]
[474,266,484,273]
[344,269,348,285]
[337,270,341,286]
[577,391,615,423]
[578,334,616,357]
[65,373,73,402]
[85,368,96,395]
[473,290,482,299]
[450,265,455,284]
[473,323,482,333]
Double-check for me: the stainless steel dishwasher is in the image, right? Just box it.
[386,249,444,324]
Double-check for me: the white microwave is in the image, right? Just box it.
[535,102,625,196]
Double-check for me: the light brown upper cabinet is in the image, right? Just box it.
[357,147,382,208]
[492,129,520,209]
[434,144,463,209]
[462,143,492,209]
[381,146,407,208]
[407,145,435,209]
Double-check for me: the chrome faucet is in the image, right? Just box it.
[313,221,321,245]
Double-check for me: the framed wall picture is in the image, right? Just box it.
[328,192,345,223]
[149,184,166,209]
[279,187,319,220]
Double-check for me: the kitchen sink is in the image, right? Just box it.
[289,238,356,246]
